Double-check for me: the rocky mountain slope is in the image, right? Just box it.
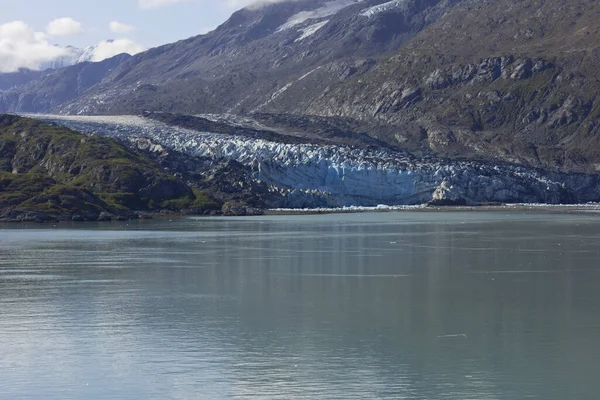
[305,0,600,174]
[0,46,97,95]
[1,0,599,177]
[0,115,219,222]
[0,0,471,115]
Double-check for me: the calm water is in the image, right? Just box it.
[1,212,600,399]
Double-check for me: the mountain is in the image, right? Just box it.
[0,54,131,114]
[1,0,600,176]
[58,0,467,116]
[0,46,96,93]
[0,69,44,92]
[1,0,467,114]
[305,0,600,173]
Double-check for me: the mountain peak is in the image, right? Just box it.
[39,45,96,71]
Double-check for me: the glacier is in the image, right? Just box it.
[29,114,600,209]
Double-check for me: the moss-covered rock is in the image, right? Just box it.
[0,114,198,221]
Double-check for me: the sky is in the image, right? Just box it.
[0,0,262,72]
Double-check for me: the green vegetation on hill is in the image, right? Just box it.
[0,114,220,221]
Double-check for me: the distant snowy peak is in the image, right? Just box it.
[40,45,96,71]
[76,45,97,64]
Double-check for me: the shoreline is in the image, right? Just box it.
[264,203,600,216]
[3,203,600,224]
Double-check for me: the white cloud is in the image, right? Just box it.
[109,21,136,34]
[91,39,146,62]
[46,17,84,37]
[0,21,70,73]
[138,0,192,9]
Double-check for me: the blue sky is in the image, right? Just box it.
[2,0,252,48]
[0,0,260,71]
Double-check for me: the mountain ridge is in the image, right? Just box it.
[2,0,463,115]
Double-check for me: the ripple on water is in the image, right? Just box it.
[1,214,600,399]
[0,274,66,281]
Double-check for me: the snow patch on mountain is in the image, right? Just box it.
[277,0,364,31]
[360,0,408,17]
[38,39,143,71]
[295,20,329,42]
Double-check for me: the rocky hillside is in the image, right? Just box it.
[304,0,600,174]
[0,115,218,222]
[1,0,599,175]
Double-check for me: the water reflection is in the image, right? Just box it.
[1,212,600,399]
